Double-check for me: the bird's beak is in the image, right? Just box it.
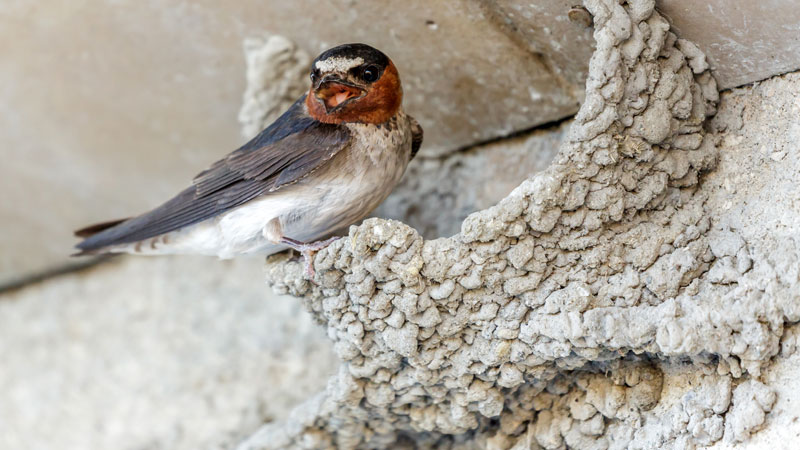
[314,74,366,113]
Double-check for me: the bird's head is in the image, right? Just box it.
[305,43,402,125]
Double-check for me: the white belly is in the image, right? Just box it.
[111,195,294,258]
[120,173,401,258]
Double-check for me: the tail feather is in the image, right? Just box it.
[74,218,129,238]
[73,218,130,255]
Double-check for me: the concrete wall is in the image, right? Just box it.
[1,0,799,449]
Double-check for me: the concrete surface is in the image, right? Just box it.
[1,0,799,449]
[659,0,800,89]
[0,256,338,450]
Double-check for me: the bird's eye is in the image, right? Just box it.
[362,65,380,83]
[310,72,317,83]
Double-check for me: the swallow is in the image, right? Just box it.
[74,43,423,278]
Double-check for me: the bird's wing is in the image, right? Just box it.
[75,96,350,253]
[409,115,423,159]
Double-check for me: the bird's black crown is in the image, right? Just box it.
[313,43,389,71]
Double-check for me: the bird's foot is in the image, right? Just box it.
[280,236,341,280]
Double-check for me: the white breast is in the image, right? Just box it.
[282,111,414,242]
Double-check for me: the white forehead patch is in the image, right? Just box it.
[314,56,365,73]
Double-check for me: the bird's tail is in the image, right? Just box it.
[74,218,129,238]
[72,218,129,256]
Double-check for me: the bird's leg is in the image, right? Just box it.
[263,218,339,279]
[280,236,341,279]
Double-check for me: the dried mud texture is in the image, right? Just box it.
[240,1,799,448]
[376,122,567,239]
[238,35,310,140]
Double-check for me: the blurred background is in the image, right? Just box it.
[1,1,798,449]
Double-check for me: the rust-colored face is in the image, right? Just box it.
[305,44,402,125]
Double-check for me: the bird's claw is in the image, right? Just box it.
[281,236,341,281]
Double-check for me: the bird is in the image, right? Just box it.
[74,43,423,278]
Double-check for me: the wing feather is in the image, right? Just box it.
[409,115,423,159]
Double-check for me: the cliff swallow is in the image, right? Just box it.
[74,43,423,278]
